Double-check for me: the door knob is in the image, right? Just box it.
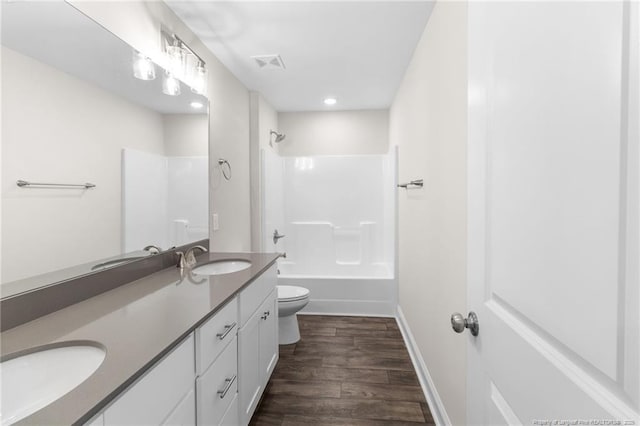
[273,230,286,244]
[451,311,479,336]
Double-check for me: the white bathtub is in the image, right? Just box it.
[267,153,398,317]
[277,262,397,317]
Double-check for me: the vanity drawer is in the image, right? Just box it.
[104,334,195,425]
[196,337,238,426]
[196,297,238,375]
[238,265,277,327]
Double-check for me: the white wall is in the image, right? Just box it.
[71,1,252,252]
[0,45,3,288]
[163,114,208,157]
[278,110,389,156]
[253,93,279,153]
[1,47,164,282]
[249,92,279,251]
[389,2,468,425]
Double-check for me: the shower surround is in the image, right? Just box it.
[122,149,208,253]
[263,151,397,316]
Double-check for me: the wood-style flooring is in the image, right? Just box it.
[250,315,435,425]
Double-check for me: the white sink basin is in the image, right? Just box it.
[193,260,251,275]
[0,344,105,425]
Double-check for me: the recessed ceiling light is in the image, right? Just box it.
[324,97,337,105]
[190,101,204,109]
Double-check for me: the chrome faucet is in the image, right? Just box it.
[143,245,162,255]
[176,245,208,269]
[273,229,286,244]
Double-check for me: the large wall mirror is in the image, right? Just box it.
[1,2,209,297]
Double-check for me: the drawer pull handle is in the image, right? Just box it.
[216,322,237,340]
[217,374,237,399]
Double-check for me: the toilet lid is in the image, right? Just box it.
[278,285,309,302]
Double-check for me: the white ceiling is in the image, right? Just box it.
[166,1,435,112]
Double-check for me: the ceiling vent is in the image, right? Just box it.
[251,54,286,70]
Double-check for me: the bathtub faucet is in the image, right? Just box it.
[273,229,286,244]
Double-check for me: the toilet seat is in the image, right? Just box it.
[278,285,309,302]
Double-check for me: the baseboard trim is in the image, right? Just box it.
[396,305,452,426]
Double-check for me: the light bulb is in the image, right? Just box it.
[191,62,208,95]
[166,41,186,79]
[324,97,337,105]
[132,51,156,80]
[162,72,181,96]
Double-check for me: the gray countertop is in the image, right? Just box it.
[0,252,280,425]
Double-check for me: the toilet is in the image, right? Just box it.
[277,285,310,345]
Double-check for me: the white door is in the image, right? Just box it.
[261,149,286,253]
[467,2,639,424]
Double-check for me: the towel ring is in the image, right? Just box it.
[218,158,232,180]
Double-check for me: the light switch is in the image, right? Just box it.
[212,213,219,231]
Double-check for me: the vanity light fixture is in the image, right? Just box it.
[190,61,208,95]
[161,29,207,96]
[162,72,181,96]
[324,97,337,105]
[132,51,156,80]
[165,39,187,79]
[190,101,204,109]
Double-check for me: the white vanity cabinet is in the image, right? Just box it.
[238,265,278,425]
[101,334,195,426]
[162,390,196,425]
[84,263,278,426]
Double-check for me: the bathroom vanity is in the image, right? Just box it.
[1,3,279,424]
[0,252,280,425]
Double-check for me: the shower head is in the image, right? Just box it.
[270,130,286,143]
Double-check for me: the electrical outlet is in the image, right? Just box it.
[212,213,219,231]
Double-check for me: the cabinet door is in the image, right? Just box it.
[104,335,195,426]
[161,389,195,426]
[258,290,278,384]
[238,310,262,425]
